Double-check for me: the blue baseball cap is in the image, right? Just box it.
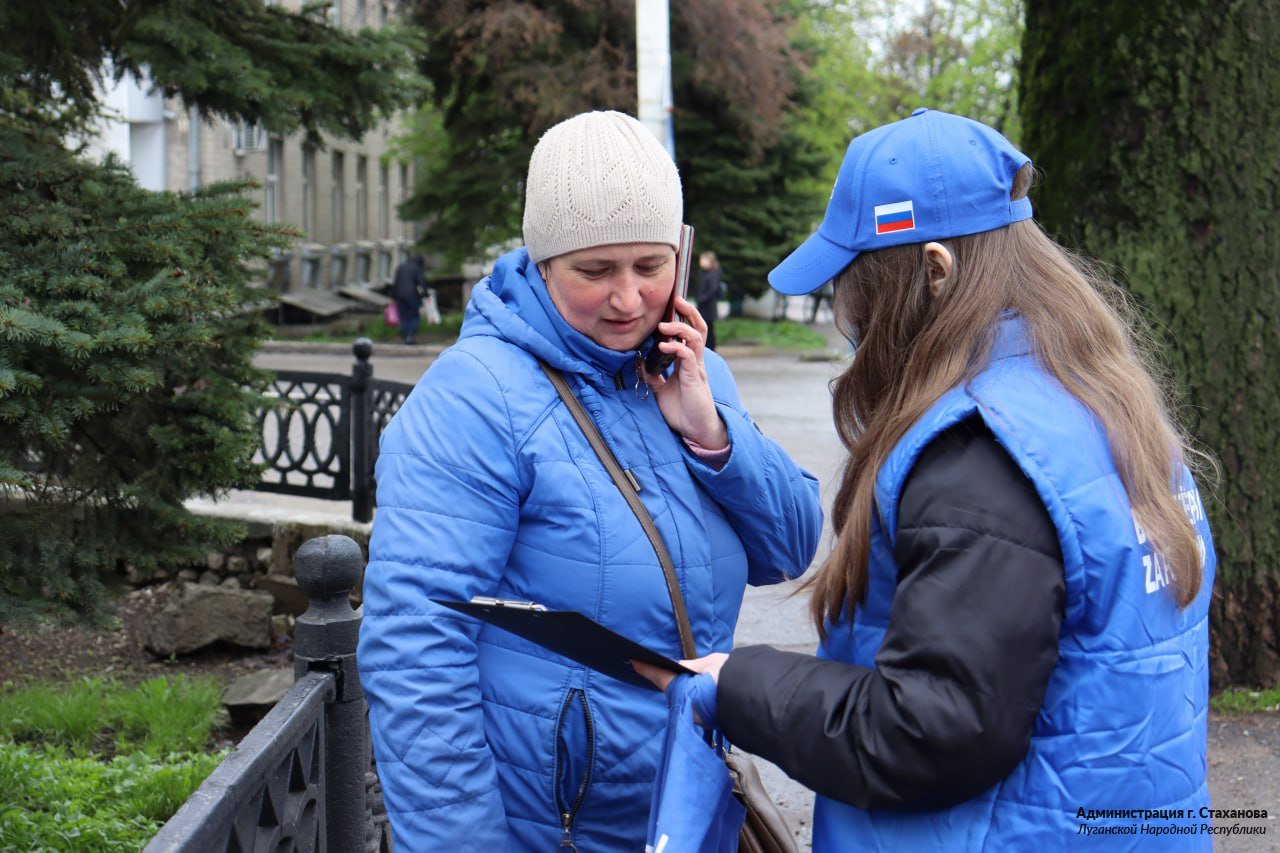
[768,108,1033,295]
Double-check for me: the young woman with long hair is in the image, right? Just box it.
[638,108,1216,851]
[818,162,1207,630]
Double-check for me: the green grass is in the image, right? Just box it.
[291,311,464,344]
[281,313,831,351]
[0,676,226,851]
[0,743,223,851]
[0,675,223,756]
[717,317,831,350]
[1210,684,1280,714]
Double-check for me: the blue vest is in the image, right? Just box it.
[814,321,1216,851]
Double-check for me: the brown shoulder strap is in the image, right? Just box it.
[537,359,698,659]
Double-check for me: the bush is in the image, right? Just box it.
[0,127,290,618]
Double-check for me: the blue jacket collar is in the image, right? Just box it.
[990,313,1033,361]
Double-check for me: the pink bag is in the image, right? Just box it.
[384,300,400,327]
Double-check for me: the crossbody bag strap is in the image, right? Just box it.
[537,358,698,659]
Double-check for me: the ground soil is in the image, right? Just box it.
[2,593,1276,850]
[0,591,292,689]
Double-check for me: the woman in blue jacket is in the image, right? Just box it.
[640,109,1216,850]
[357,110,823,850]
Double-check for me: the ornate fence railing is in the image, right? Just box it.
[253,339,412,522]
[146,535,391,852]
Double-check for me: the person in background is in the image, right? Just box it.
[693,250,723,350]
[358,110,822,851]
[390,253,427,344]
[806,280,834,324]
[638,108,1216,851]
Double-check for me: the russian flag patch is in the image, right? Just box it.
[874,201,915,235]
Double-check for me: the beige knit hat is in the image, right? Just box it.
[522,111,683,264]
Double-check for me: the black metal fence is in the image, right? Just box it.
[253,339,412,522]
[146,535,390,852]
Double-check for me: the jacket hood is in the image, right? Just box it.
[459,247,650,380]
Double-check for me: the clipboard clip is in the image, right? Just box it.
[470,596,547,612]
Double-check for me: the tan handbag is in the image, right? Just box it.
[725,751,797,853]
[539,360,799,853]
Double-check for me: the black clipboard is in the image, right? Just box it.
[433,597,693,691]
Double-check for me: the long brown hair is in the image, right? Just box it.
[811,164,1208,637]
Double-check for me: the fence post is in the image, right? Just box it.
[294,535,367,852]
[350,338,374,523]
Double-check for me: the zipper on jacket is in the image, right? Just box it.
[553,688,595,849]
[630,351,651,399]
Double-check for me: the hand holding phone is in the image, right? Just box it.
[643,224,695,375]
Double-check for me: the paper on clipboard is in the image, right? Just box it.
[433,596,693,691]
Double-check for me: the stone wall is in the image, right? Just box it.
[126,518,370,658]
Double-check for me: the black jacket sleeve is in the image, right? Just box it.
[717,415,1065,811]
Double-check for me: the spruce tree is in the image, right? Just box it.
[0,135,285,614]
[0,0,423,617]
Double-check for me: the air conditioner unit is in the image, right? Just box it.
[233,122,269,155]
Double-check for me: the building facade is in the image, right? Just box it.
[87,0,417,318]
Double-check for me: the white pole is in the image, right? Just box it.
[635,0,675,157]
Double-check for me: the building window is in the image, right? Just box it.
[379,162,390,238]
[356,0,366,26]
[332,151,346,243]
[232,122,267,155]
[265,138,283,224]
[302,144,316,238]
[379,0,388,26]
[356,155,368,241]
[329,0,342,27]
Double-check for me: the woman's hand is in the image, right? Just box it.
[640,296,729,450]
[632,652,730,693]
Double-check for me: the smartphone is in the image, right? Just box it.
[643,224,695,375]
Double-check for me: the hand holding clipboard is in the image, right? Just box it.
[433,596,693,691]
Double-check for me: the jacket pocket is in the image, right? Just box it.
[553,688,596,846]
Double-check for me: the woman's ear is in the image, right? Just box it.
[923,242,954,298]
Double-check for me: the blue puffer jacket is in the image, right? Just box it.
[358,247,823,851]
[816,320,1216,850]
